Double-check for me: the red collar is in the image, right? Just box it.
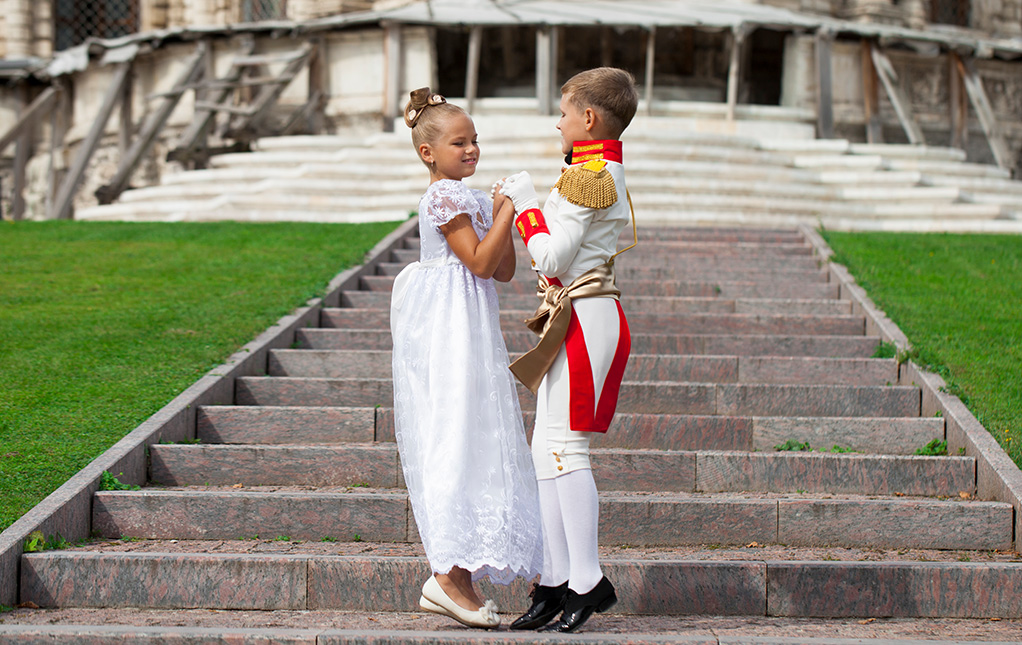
[569,140,622,165]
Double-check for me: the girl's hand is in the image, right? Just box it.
[492,188,509,214]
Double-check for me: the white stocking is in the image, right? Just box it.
[537,478,570,587]
[555,468,603,594]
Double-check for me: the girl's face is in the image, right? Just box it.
[422,113,479,181]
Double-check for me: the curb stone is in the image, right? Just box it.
[798,223,1022,551]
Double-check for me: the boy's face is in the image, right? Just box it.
[556,93,591,156]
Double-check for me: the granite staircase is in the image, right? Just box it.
[8,224,1022,643]
[75,116,1022,231]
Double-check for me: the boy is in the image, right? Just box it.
[499,67,638,633]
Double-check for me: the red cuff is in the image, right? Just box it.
[515,208,549,244]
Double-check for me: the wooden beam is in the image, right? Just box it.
[644,26,656,116]
[119,71,134,155]
[727,25,748,123]
[171,38,255,165]
[51,61,133,220]
[226,41,315,139]
[384,22,402,130]
[307,36,327,134]
[0,86,57,154]
[815,29,834,139]
[601,27,614,68]
[536,27,552,115]
[47,80,71,218]
[861,40,883,144]
[11,86,33,220]
[948,52,968,150]
[870,44,925,145]
[957,56,1012,169]
[97,43,208,205]
[465,26,482,114]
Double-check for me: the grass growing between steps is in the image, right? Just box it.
[823,231,1022,466]
[0,220,400,531]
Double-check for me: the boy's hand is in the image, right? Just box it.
[499,171,540,214]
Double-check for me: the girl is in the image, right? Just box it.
[390,88,543,629]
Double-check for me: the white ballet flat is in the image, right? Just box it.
[418,575,501,629]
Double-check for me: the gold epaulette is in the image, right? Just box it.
[554,159,618,209]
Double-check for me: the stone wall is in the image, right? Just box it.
[0,25,434,218]
[971,0,1022,36]
[782,33,1022,172]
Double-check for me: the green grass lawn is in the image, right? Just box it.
[823,231,1022,465]
[0,220,400,531]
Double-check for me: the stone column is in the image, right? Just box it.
[903,0,928,30]
[141,0,172,31]
[183,0,221,26]
[33,0,52,58]
[5,0,35,59]
[167,0,187,28]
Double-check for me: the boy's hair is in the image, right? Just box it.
[561,68,638,138]
[404,87,466,168]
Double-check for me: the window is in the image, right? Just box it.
[930,0,971,27]
[54,0,139,51]
[242,0,288,22]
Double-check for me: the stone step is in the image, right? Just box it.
[633,193,967,218]
[22,537,1022,614]
[885,158,1013,179]
[150,443,974,498]
[5,620,1022,643]
[359,275,840,300]
[269,350,895,386]
[390,248,825,270]
[75,200,408,224]
[196,407,942,454]
[631,226,808,243]
[206,145,797,172]
[340,290,852,315]
[923,172,1022,196]
[118,176,430,202]
[234,377,921,417]
[319,309,865,336]
[847,143,968,162]
[296,329,881,357]
[88,488,1005,550]
[375,261,831,283]
[813,169,924,185]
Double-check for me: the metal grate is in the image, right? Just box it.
[930,0,971,27]
[242,0,289,22]
[53,0,140,51]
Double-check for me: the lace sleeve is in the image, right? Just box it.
[424,180,482,230]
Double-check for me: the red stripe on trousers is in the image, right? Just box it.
[564,302,630,433]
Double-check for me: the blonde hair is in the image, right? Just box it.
[404,87,467,169]
[561,68,638,138]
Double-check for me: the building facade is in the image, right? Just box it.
[0,0,1018,219]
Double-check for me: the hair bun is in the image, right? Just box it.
[404,87,446,128]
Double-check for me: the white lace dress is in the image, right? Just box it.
[390,179,543,585]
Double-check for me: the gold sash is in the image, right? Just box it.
[509,261,620,393]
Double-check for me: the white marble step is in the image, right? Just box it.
[849,143,968,162]
[885,158,1013,178]
[923,174,1022,196]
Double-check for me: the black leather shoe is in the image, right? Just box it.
[509,582,567,630]
[541,576,617,633]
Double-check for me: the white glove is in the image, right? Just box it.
[499,171,540,214]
